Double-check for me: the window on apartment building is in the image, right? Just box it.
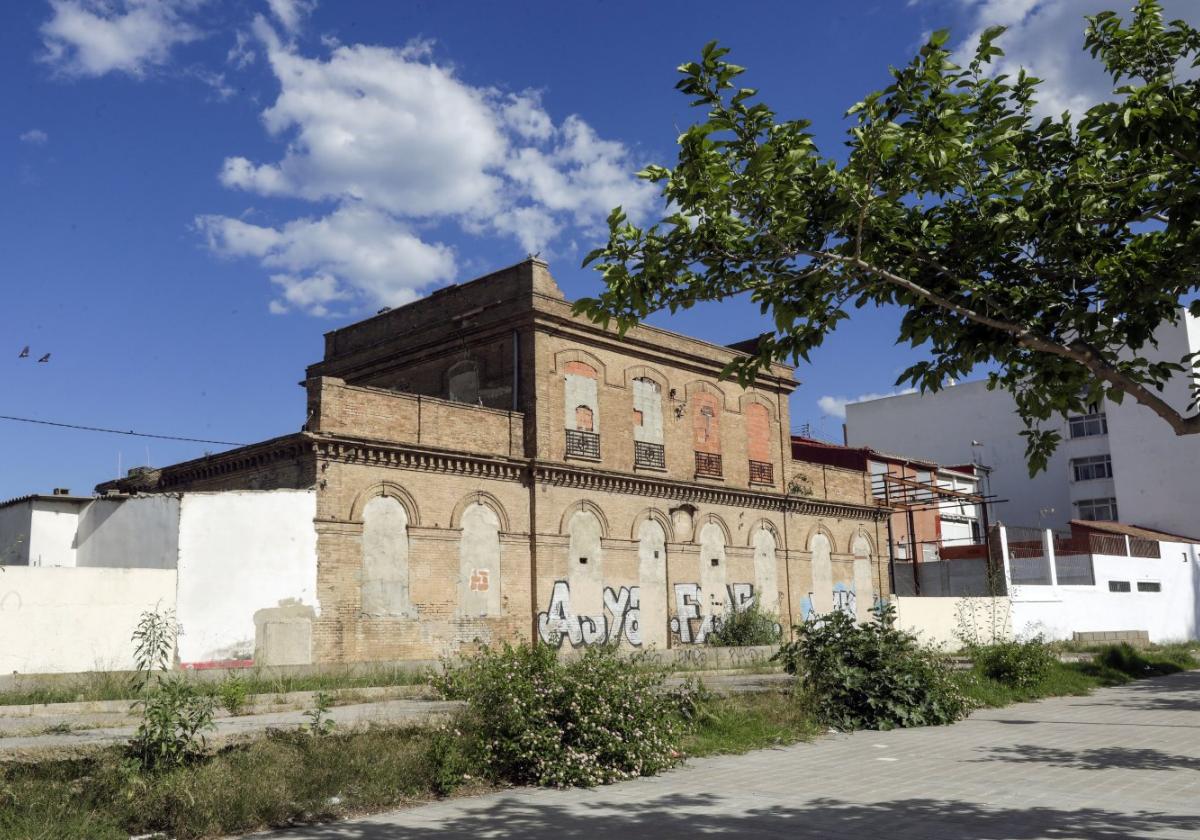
[1137,581,1162,593]
[1108,580,1131,592]
[1071,454,1113,482]
[1068,411,1108,438]
[1076,497,1119,521]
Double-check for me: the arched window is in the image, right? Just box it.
[361,495,413,618]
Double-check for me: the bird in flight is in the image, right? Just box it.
[37,353,50,363]
[18,346,29,358]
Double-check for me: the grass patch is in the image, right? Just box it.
[0,726,457,840]
[0,666,431,708]
[683,690,817,757]
[957,643,1196,708]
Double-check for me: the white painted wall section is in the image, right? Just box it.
[76,495,179,569]
[0,567,177,673]
[175,490,319,666]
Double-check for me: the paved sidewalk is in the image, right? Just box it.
[252,670,1200,839]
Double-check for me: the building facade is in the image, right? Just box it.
[845,310,1200,537]
[88,259,889,667]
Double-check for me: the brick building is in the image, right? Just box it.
[99,259,889,665]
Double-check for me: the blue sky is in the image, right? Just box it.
[2,0,1191,500]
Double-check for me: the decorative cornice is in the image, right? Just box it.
[533,463,886,522]
[311,435,526,482]
[149,434,310,491]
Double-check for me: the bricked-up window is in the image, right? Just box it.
[746,403,770,461]
[446,360,480,404]
[692,393,721,453]
[746,402,772,484]
[563,360,599,435]
[632,377,663,444]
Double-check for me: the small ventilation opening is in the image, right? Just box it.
[579,557,588,565]
[710,558,719,567]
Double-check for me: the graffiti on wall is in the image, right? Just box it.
[537,581,642,647]
[669,582,763,644]
[802,584,857,621]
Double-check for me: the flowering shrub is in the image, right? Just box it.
[432,643,687,788]
[773,604,971,731]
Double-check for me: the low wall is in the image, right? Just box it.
[0,567,177,674]
[1009,551,1200,643]
[895,596,1012,650]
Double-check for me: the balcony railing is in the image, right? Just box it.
[565,429,600,460]
[694,451,723,478]
[748,460,774,485]
[634,441,665,469]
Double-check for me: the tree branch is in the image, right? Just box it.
[814,251,1200,436]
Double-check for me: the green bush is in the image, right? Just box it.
[127,678,216,771]
[217,676,249,715]
[432,643,687,788]
[973,638,1055,689]
[773,605,970,731]
[706,602,782,647]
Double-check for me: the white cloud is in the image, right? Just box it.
[201,18,656,314]
[266,0,316,35]
[40,0,205,78]
[196,204,456,315]
[817,388,917,419]
[952,1,1200,118]
[227,29,256,69]
[19,129,49,145]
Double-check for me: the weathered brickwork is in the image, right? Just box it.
[100,259,889,663]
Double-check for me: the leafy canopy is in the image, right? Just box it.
[577,1,1200,473]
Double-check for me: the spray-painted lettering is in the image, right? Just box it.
[536,581,642,647]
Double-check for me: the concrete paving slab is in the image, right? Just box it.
[248,670,1200,840]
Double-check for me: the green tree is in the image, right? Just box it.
[577,1,1200,472]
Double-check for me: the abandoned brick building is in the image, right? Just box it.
[99,259,889,665]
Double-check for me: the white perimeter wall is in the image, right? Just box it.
[0,567,177,673]
[1011,545,1200,643]
[844,381,1073,530]
[895,596,1013,650]
[176,490,319,666]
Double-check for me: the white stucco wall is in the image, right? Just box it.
[1010,544,1200,643]
[0,566,177,673]
[29,500,87,567]
[1106,314,1200,537]
[175,490,319,666]
[76,495,179,569]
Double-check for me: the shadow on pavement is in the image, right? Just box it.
[974,743,1200,771]
[261,793,1200,839]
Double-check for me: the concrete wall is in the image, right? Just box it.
[1010,544,1200,644]
[895,596,1012,650]
[0,503,31,565]
[76,495,179,569]
[0,566,177,673]
[176,490,319,667]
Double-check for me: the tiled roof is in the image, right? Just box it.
[1070,519,1200,545]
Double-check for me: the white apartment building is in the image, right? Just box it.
[844,311,1200,537]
